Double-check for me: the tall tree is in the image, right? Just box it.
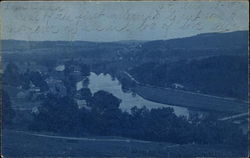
[2,91,15,127]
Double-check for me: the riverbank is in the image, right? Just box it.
[134,84,248,114]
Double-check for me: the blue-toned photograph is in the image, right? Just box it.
[1,1,249,157]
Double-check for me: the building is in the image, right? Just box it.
[172,83,184,89]
[45,77,67,97]
[75,99,91,110]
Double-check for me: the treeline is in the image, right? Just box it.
[129,55,248,100]
[28,90,247,149]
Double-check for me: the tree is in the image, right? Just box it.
[2,91,15,127]
[28,71,49,91]
[80,64,90,76]
[90,90,121,112]
[30,94,79,134]
[86,91,123,135]
[3,62,20,86]
[79,88,92,102]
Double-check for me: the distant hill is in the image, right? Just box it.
[140,31,248,50]
[1,31,248,62]
[0,40,128,52]
[132,31,248,62]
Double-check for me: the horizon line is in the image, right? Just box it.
[1,30,248,43]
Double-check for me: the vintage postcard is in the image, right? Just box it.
[0,1,249,157]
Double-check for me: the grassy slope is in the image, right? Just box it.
[2,129,247,157]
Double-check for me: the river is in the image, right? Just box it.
[87,72,189,117]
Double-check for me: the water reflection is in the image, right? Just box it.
[88,72,189,117]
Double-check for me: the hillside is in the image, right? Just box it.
[1,31,248,59]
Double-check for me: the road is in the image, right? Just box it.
[15,130,152,144]
[124,71,140,84]
[219,112,248,121]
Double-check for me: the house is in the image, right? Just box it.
[45,77,63,84]
[30,87,41,92]
[67,65,81,73]
[172,83,184,89]
[75,99,91,110]
[29,82,36,88]
[66,64,85,82]
[55,65,65,72]
[16,91,30,99]
[31,106,40,115]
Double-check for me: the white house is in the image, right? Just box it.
[172,83,184,89]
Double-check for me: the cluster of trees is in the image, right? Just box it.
[29,89,247,149]
[3,62,48,91]
[21,71,49,91]
[129,55,248,100]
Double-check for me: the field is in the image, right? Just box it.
[134,85,248,114]
[2,129,247,157]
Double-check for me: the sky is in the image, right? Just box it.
[1,1,249,42]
